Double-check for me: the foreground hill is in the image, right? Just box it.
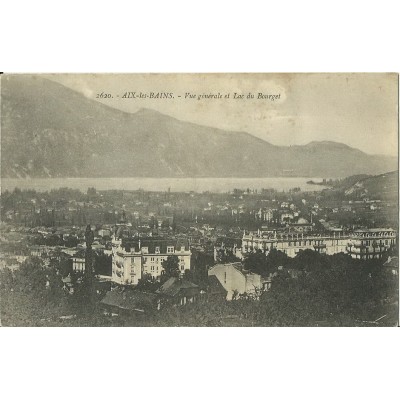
[320,170,398,202]
[1,75,397,178]
[343,171,399,201]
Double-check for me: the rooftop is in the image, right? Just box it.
[383,256,398,268]
[157,277,200,297]
[100,288,158,311]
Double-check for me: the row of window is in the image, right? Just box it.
[141,246,187,254]
[142,256,187,263]
[246,239,384,249]
[147,265,186,272]
[357,240,390,246]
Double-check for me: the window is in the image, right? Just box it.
[142,247,148,254]
[224,272,227,283]
[155,246,160,253]
[151,257,154,262]
[167,246,174,253]
[181,246,185,252]
[181,266,184,270]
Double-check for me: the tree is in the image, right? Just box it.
[87,187,97,200]
[64,235,79,248]
[161,219,170,229]
[0,267,14,291]
[13,257,47,295]
[184,269,194,282]
[45,268,67,308]
[94,252,112,276]
[243,250,276,276]
[49,250,73,278]
[257,251,399,326]
[0,257,69,325]
[191,250,213,286]
[266,248,289,270]
[150,216,157,230]
[136,273,160,292]
[81,224,96,313]
[216,249,241,264]
[172,218,177,232]
[289,249,326,272]
[69,274,95,316]
[162,255,180,279]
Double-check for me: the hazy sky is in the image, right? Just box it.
[46,73,398,156]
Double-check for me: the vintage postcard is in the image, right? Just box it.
[0,73,398,326]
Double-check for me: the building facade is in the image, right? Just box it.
[72,257,85,272]
[214,237,243,261]
[112,236,191,285]
[208,262,263,300]
[156,277,200,306]
[242,228,396,260]
[346,229,397,260]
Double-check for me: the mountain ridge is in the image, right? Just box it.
[1,75,397,179]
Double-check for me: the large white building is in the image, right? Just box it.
[242,228,397,260]
[112,236,191,285]
[346,228,397,260]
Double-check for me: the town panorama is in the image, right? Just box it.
[0,73,398,327]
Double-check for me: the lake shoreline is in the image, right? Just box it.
[1,177,330,194]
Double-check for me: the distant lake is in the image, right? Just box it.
[1,177,329,194]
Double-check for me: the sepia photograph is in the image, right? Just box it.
[2,3,400,400]
[0,73,398,327]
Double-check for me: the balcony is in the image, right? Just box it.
[347,247,364,254]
